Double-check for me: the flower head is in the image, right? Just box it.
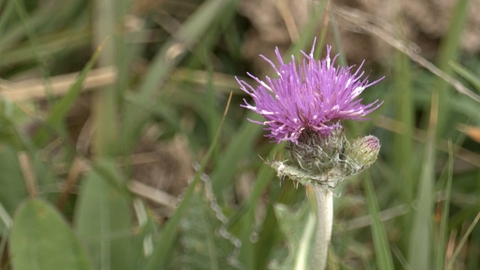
[237,42,383,144]
[343,135,381,176]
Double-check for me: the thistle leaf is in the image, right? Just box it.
[179,179,242,270]
[271,202,316,270]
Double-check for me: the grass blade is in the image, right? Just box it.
[393,48,414,203]
[210,111,263,199]
[144,93,233,270]
[432,0,470,135]
[122,0,230,152]
[450,61,480,92]
[34,39,106,145]
[446,212,480,270]
[229,144,282,269]
[364,172,394,270]
[407,95,437,270]
[435,142,454,269]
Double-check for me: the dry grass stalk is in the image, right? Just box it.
[0,66,117,102]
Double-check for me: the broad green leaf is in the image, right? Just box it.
[74,159,132,270]
[179,181,242,270]
[10,199,93,270]
[0,203,12,236]
[0,146,28,234]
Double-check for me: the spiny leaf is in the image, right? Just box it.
[179,178,242,270]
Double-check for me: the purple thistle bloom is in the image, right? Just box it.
[236,42,384,144]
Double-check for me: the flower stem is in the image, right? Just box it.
[311,184,333,270]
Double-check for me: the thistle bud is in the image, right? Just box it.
[342,135,380,176]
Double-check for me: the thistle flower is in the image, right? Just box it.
[236,42,384,144]
[239,41,384,270]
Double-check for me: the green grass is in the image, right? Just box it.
[1,0,480,269]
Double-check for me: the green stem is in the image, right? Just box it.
[311,184,333,270]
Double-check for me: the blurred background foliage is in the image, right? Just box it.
[1,0,480,269]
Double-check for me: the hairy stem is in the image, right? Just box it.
[311,184,333,270]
